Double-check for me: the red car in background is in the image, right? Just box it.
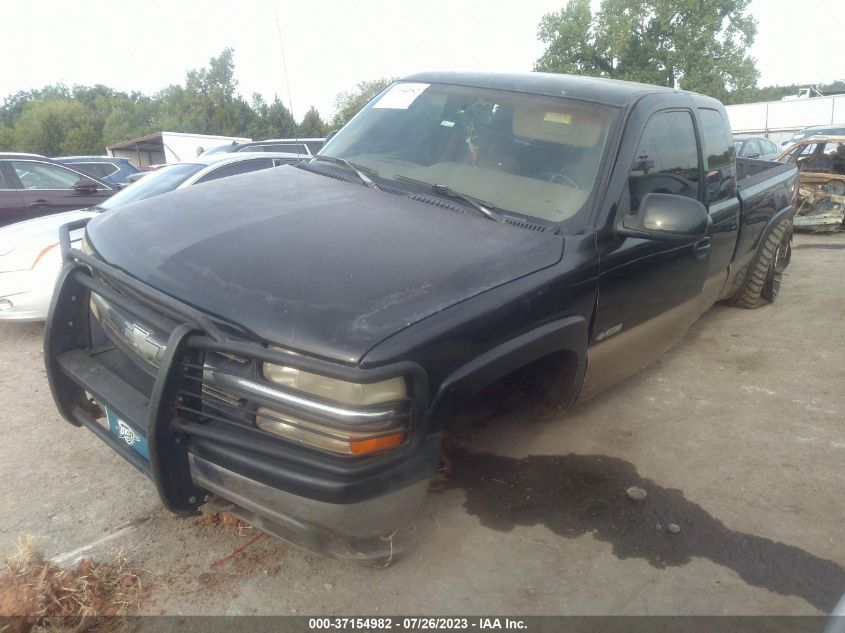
[0,153,115,227]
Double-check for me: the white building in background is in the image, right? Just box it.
[106,131,250,168]
[726,94,845,145]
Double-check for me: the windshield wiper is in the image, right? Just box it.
[310,155,380,190]
[393,175,501,222]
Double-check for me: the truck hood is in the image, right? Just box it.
[88,166,563,364]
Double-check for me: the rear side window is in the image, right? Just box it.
[195,158,274,183]
[74,162,119,178]
[238,143,307,154]
[744,139,760,157]
[0,163,18,189]
[698,108,736,204]
[628,110,701,211]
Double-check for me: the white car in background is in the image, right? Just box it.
[0,152,302,321]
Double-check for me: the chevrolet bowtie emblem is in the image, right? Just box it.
[124,323,164,364]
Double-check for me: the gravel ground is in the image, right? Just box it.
[0,232,843,616]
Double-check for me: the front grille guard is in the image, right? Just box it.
[47,218,429,514]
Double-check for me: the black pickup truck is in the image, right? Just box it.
[45,72,798,558]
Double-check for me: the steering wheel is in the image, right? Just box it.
[538,171,580,188]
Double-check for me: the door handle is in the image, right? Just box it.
[693,237,712,259]
[27,199,49,207]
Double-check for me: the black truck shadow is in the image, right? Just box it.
[446,447,845,613]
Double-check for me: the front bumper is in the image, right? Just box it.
[192,455,429,559]
[0,269,55,321]
[44,245,439,555]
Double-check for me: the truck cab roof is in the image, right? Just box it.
[403,71,687,108]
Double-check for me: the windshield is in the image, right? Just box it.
[99,163,205,210]
[317,82,617,225]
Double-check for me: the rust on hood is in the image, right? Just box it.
[776,135,845,232]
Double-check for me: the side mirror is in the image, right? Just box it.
[747,152,760,159]
[617,193,710,242]
[324,129,339,144]
[73,178,99,194]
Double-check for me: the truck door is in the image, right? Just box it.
[6,159,112,221]
[578,107,710,401]
[697,107,740,308]
[0,162,26,227]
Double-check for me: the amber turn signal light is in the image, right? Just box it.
[349,433,405,455]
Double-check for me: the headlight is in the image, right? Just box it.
[80,234,94,255]
[255,407,405,456]
[259,356,409,455]
[262,361,406,406]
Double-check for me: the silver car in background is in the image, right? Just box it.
[0,152,302,321]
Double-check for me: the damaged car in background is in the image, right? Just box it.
[776,135,845,232]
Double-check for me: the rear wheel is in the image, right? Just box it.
[762,232,791,301]
[729,218,792,309]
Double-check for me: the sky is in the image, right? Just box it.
[1,0,842,122]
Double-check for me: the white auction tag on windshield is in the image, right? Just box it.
[373,83,429,109]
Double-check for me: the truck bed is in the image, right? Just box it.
[736,157,796,193]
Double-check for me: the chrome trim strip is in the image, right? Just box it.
[205,369,400,424]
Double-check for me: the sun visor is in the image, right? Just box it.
[513,107,604,147]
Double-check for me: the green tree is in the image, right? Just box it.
[0,124,13,150]
[297,106,326,137]
[153,84,193,131]
[60,122,102,155]
[535,0,759,102]
[331,78,394,128]
[0,84,71,126]
[178,47,254,135]
[102,103,152,146]
[12,99,96,156]
[249,95,296,139]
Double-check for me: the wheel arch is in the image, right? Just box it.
[426,316,589,432]
[720,202,795,302]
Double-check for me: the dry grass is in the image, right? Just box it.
[0,538,148,633]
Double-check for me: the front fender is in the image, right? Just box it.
[427,316,589,431]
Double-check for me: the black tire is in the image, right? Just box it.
[729,218,792,309]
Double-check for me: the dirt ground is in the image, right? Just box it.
[0,232,843,616]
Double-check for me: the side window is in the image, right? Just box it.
[0,162,19,189]
[744,139,761,157]
[697,108,736,204]
[10,161,84,190]
[628,110,701,212]
[195,159,273,183]
[240,143,305,154]
[76,162,118,178]
[764,140,778,155]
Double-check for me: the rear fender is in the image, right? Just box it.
[720,202,795,301]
